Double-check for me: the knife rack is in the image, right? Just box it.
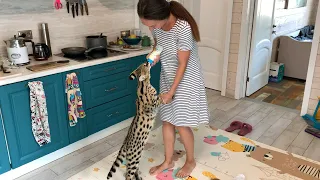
[66,0,89,18]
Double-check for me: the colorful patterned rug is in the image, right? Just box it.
[248,78,305,110]
[68,124,320,180]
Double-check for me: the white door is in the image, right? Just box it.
[185,0,232,91]
[246,0,276,96]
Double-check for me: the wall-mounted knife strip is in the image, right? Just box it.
[66,0,89,18]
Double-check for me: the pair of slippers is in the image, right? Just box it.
[225,121,252,136]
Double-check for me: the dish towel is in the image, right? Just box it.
[28,81,51,147]
[65,72,86,127]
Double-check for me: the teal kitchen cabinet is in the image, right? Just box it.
[86,95,133,135]
[82,59,131,82]
[62,70,88,144]
[150,61,161,93]
[0,74,69,168]
[0,100,11,174]
[83,70,132,109]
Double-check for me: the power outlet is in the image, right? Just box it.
[18,30,33,40]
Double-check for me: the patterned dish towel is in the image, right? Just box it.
[28,81,51,147]
[65,72,86,127]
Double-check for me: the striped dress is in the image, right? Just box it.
[152,19,210,127]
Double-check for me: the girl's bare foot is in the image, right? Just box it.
[176,160,196,178]
[149,161,174,176]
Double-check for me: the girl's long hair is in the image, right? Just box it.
[137,0,200,42]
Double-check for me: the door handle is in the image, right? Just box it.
[105,86,118,92]
[0,107,10,155]
[107,111,120,117]
[104,67,116,72]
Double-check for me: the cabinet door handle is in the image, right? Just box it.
[0,107,10,154]
[105,86,118,92]
[104,67,116,72]
[107,111,120,117]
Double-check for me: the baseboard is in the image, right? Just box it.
[0,118,133,180]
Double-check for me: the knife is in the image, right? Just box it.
[75,1,78,16]
[79,0,83,15]
[83,0,89,15]
[71,1,75,18]
[66,0,70,13]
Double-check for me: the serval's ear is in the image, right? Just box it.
[129,73,136,80]
[129,68,138,80]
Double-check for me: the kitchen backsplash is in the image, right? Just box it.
[0,0,137,56]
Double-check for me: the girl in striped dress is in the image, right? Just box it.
[137,0,210,178]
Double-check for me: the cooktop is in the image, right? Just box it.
[54,48,128,62]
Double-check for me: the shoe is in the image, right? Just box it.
[238,123,252,136]
[225,121,243,132]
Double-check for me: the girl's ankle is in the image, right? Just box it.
[186,159,196,164]
[164,160,173,165]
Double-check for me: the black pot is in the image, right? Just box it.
[86,34,107,50]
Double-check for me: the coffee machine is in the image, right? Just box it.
[4,35,34,65]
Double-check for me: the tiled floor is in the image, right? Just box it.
[248,77,305,110]
[14,88,320,180]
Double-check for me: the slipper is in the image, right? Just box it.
[238,123,252,136]
[225,121,243,132]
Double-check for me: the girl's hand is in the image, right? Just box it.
[147,52,160,67]
[160,92,174,104]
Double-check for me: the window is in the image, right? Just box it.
[286,0,308,9]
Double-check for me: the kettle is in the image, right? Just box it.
[4,35,30,65]
[34,43,51,61]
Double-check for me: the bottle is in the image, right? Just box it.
[147,45,163,64]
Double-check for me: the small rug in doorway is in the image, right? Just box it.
[249,78,305,110]
[68,124,320,180]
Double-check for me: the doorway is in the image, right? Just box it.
[244,0,318,111]
[184,0,233,92]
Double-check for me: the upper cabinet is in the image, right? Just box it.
[0,74,69,169]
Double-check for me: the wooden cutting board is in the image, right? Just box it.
[26,60,69,72]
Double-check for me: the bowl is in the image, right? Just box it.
[122,36,142,45]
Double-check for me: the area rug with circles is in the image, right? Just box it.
[68,124,320,180]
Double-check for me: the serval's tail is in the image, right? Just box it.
[107,146,126,179]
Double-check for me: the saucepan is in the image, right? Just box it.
[86,33,107,50]
[61,46,105,57]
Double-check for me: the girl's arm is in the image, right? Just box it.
[168,23,193,97]
[151,29,157,51]
[168,50,190,96]
[153,38,157,51]
[147,30,160,66]
[147,30,157,57]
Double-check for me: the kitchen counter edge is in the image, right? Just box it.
[0,48,152,87]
